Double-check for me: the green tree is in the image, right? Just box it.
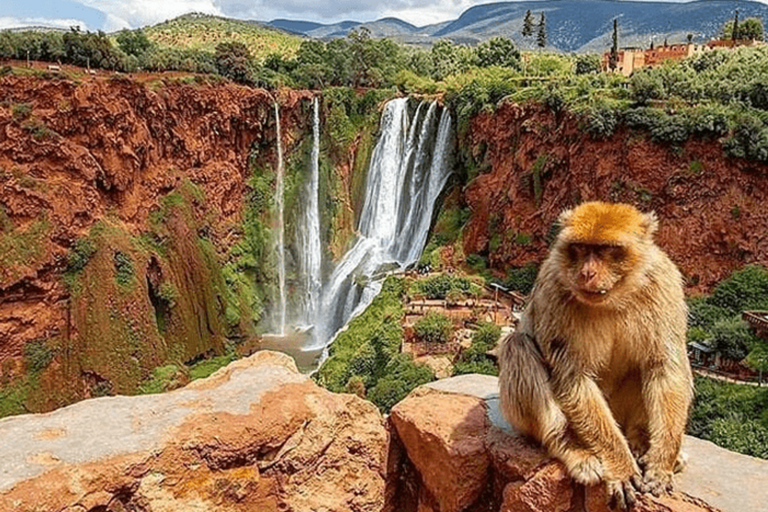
[723,17,763,41]
[522,10,535,38]
[475,36,520,69]
[537,13,547,48]
[575,54,601,74]
[609,18,619,71]
[214,41,253,84]
[116,29,151,57]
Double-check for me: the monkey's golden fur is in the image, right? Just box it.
[498,202,693,509]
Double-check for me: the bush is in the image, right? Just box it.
[709,316,756,361]
[113,251,134,286]
[11,103,31,121]
[67,238,97,273]
[414,312,453,343]
[367,354,434,412]
[472,322,501,347]
[504,263,538,295]
[412,274,476,300]
[723,116,768,163]
[689,375,768,459]
[453,359,498,376]
[215,41,254,84]
[23,339,55,374]
[710,265,768,315]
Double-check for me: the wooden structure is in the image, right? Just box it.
[743,310,768,338]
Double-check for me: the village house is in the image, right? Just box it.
[602,38,764,76]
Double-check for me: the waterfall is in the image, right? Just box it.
[297,97,323,329]
[309,98,453,350]
[273,102,286,336]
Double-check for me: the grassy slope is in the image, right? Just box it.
[143,14,304,63]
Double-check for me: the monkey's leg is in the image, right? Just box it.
[498,334,603,485]
[550,365,642,510]
[639,363,692,496]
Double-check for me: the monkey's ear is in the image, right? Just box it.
[641,211,658,238]
[558,208,574,227]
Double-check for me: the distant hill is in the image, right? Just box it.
[266,0,768,52]
[144,13,304,62]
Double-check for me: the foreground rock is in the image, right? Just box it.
[0,351,389,512]
[2,354,764,512]
[389,375,755,512]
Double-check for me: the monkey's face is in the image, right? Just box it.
[562,242,633,306]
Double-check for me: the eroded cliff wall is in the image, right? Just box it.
[460,102,768,292]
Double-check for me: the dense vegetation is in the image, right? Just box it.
[684,265,768,459]
[688,265,768,373]
[313,277,435,413]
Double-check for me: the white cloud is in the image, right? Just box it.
[0,16,89,31]
[73,0,222,30]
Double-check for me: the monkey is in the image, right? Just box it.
[498,202,693,510]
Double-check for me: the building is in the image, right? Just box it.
[602,38,765,77]
[602,42,706,77]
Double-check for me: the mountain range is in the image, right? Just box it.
[267,0,768,52]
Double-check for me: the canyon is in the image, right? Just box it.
[3,72,768,414]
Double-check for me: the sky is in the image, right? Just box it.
[0,0,756,31]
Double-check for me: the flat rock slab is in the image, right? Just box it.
[0,351,389,512]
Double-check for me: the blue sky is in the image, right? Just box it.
[0,0,758,31]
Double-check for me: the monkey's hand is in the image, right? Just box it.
[606,473,643,511]
[638,458,674,497]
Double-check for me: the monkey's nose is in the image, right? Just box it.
[580,268,597,282]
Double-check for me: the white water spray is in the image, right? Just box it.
[309,98,453,350]
[297,97,323,329]
[273,102,286,335]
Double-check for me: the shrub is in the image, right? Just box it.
[453,359,498,376]
[585,105,619,139]
[414,312,453,343]
[472,322,502,347]
[709,265,768,315]
[723,116,768,163]
[710,317,758,362]
[345,375,366,398]
[23,339,54,374]
[11,103,31,121]
[67,238,97,273]
[367,354,433,412]
[413,274,475,300]
[113,251,134,286]
[504,263,538,295]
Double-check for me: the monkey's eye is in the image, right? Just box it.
[605,246,627,261]
[567,243,586,261]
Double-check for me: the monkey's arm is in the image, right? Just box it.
[549,355,641,509]
[640,354,692,495]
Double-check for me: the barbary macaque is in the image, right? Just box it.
[498,202,692,509]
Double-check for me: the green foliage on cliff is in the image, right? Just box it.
[687,265,768,373]
[690,376,768,459]
[313,277,436,412]
[411,274,482,300]
[453,322,502,377]
[414,312,453,343]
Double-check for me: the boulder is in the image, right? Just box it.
[0,351,389,512]
[390,374,743,512]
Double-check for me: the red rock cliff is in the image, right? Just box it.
[462,102,768,292]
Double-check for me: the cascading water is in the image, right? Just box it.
[296,97,323,329]
[273,102,287,336]
[308,98,453,350]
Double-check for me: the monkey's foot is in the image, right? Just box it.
[640,467,673,497]
[566,454,604,486]
[607,478,638,511]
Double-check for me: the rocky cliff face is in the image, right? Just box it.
[461,102,768,292]
[0,74,315,412]
[3,354,761,512]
